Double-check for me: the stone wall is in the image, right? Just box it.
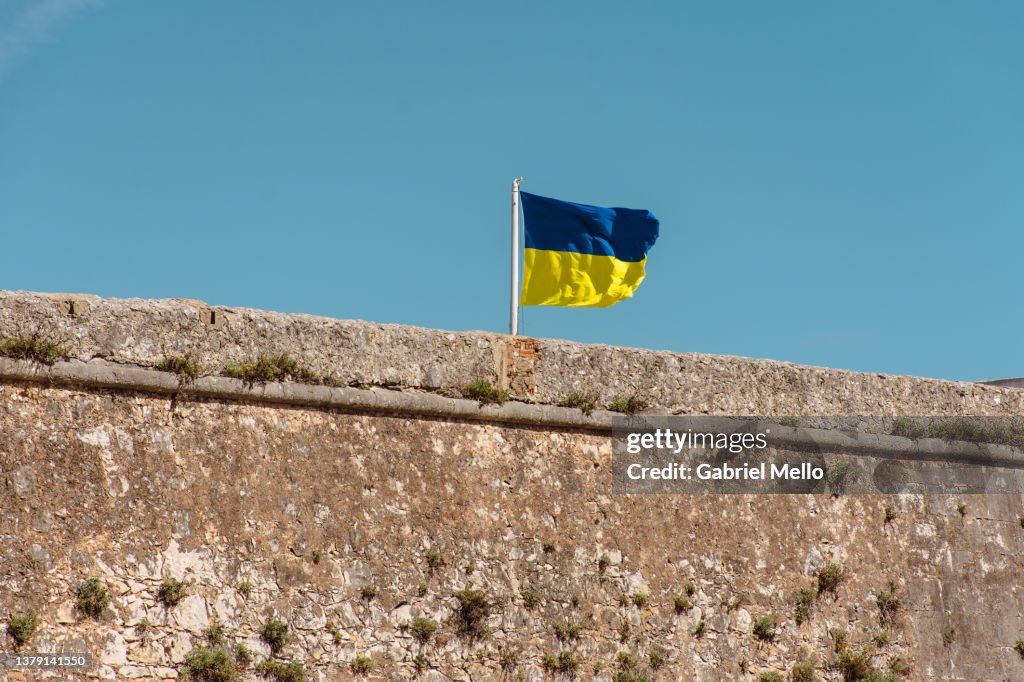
[2,292,1024,681]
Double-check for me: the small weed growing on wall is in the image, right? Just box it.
[453,589,491,639]
[694,618,707,638]
[616,651,637,670]
[685,582,696,596]
[541,541,556,554]
[233,644,251,668]
[830,628,847,653]
[649,649,666,670]
[136,618,151,638]
[613,673,652,682]
[794,587,815,625]
[876,581,901,625]
[956,502,967,517]
[224,354,317,385]
[159,578,185,607]
[752,616,775,642]
[0,333,69,366]
[255,660,306,682]
[553,621,582,642]
[778,416,800,427]
[7,611,39,649]
[180,646,238,681]
[608,393,647,415]
[942,626,955,647]
[570,594,580,608]
[260,618,289,654]
[832,648,872,680]
[326,620,342,645]
[541,650,580,674]
[359,584,378,601]
[759,672,783,682]
[237,581,252,598]
[498,644,520,672]
[558,391,596,415]
[1013,640,1024,658]
[618,620,631,642]
[413,652,429,672]
[817,563,844,596]
[76,578,108,619]
[425,548,442,570]
[884,506,896,524]
[410,616,438,644]
[156,355,203,384]
[674,595,692,614]
[598,553,611,575]
[462,380,508,405]
[790,661,815,682]
[630,592,649,608]
[520,587,539,609]
[416,582,428,597]
[871,630,891,647]
[204,623,225,646]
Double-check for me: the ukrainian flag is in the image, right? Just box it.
[520,192,660,307]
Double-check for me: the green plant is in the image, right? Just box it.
[554,621,582,642]
[884,506,896,524]
[942,626,955,647]
[791,661,815,682]
[255,660,306,682]
[618,619,631,642]
[817,562,844,596]
[830,628,848,653]
[674,595,692,614]
[180,646,238,681]
[349,655,374,675]
[541,650,579,673]
[753,616,776,641]
[956,502,967,517]
[204,623,225,646]
[887,656,911,676]
[778,416,800,427]
[1015,639,1024,658]
[616,651,637,669]
[520,587,540,609]
[608,393,647,415]
[598,553,611,575]
[649,649,666,670]
[137,617,151,637]
[416,582,428,597]
[7,611,39,648]
[159,578,186,607]
[360,584,378,600]
[498,644,520,672]
[759,672,783,682]
[76,577,108,619]
[876,581,901,625]
[613,673,652,682]
[558,391,596,415]
[872,630,891,647]
[413,652,429,672]
[462,379,508,405]
[630,592,649,608]
[224,354,317,385]
[157,355,203,384]
[453,589,491,638]
[685,582,696,596]
[260,618,289,654]
[425,548,442,570]
[326,620,342,645]
[694,617,707,637]
[833,648,872,681]
[233,644,251,668]
[570,594,580,608]
[410,616,438,644]
[542,541,556,554]
[0,334,69,365]
[237,581,253,598]
[794,587,815,625]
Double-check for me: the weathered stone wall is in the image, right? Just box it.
[2,292,1024,682]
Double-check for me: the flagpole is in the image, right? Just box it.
[510,176,523,336]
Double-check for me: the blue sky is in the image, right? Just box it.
[2,1,1022,381]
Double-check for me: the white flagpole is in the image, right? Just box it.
[510,176,523,336]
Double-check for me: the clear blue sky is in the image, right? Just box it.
[2,1,1022,381]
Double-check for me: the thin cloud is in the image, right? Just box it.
[0,0,103,82]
